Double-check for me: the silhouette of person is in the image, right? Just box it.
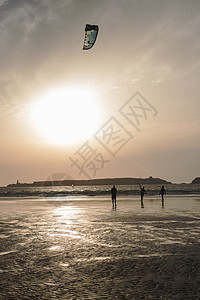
[111,185,117,208]
[159,186,166,207]
[139,185,146,208]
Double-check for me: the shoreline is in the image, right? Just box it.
[0,195,200,217]
[0,193,200,200]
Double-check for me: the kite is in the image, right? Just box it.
[83,24,99,50]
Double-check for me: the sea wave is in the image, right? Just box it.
[0,184,200,198]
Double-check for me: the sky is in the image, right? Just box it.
[0,0,200,186]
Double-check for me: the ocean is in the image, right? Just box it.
[0,185,200,299]
[1,183,200,198]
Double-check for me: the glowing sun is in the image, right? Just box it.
[30,87,102,145]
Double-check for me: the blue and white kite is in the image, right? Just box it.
[83,24,99,50]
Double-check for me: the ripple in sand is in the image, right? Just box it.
[0,234,10,238]
[160,239,187,245]
[0,250,18,256]
[49,246,65,251]
[77,256,112,262]
[60,263,70,267]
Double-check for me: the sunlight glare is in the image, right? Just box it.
[30,87,102,145]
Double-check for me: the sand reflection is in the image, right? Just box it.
[54,205,83,223]
[50,205,85,240]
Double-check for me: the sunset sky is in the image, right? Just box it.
[1,0,200,186]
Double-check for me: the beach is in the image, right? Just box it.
[0,195,200,299]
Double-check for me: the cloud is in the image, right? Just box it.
[1,0,200,115]
[1,0,199,83]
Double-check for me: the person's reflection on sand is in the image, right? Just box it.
[141,200,144,208]
[159,186,166,208]
[162,199,164,208]
[111,185,117,209]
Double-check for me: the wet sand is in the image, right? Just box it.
[0,196,200,299]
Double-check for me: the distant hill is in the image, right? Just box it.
[7,176,171,187]
[191,177,200,184]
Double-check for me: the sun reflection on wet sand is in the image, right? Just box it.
[54,205,84,222]
[47,205,86,243]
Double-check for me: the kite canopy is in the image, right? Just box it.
[83,24,99,50]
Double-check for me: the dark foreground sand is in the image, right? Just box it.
[0,196,200,299]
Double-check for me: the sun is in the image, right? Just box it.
[30,87,102,146]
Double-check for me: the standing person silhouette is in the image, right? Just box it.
[139,185,146,208]
[111,185,117,209]
[159,186,166,208]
